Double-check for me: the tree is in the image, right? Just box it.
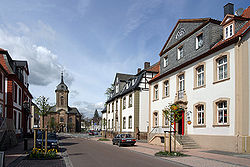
[93,109,100,125]
[35,96,52,129]
[105,84,115,99]
[162,103,183,152]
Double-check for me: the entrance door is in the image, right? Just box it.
[178,118,182,135]
[174,110,184,135]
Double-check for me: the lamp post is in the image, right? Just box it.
[23,101,30,151]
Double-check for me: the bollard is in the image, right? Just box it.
[24,138,28,151]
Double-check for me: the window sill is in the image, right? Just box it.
[193,84,206,90]
[162,95,170,99]
[153,99,159,102]
[213,77,230,84]
[162,126,170,128]
[212,124,230,127]
[193,125,206,128]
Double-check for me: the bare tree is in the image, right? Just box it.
[35,96,52,129]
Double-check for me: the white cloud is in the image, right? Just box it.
[0,22,73,86]
[73,100,104,118]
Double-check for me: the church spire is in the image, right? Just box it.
[61,71,64,83]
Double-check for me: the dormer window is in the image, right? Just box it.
[225,24,233,39]
[177,46,183,60]
[196,33,203,49]
[116,85,119,93]
[163,56,169,67]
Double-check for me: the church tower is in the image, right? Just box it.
[55,72,69,112]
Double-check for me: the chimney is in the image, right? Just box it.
[137,68,141,74]
[144,62,150,69]
[224,3,234,17]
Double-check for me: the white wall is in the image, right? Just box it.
[150,46,236,136]
[139,90,149,132]
[121,93,134,132]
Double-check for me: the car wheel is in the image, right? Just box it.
[112,142,115,145]
[118,141,121,147]
[131,143,135,146]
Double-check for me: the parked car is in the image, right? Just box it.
[88,130,95,135]
[36,132,59,149]
[112,134,136,147]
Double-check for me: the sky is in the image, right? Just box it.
[0,0,248,117]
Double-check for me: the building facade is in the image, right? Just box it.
[42,73,81,133]
[148,4,250,153]
[104,62,159,139]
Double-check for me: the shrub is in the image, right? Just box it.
[155,151,187,157]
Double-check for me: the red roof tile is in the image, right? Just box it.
[146,61,160,73]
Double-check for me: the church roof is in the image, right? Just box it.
[68,107,81,116]
[56,72,68,92]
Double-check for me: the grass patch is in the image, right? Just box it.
[98,138,110,141]
[155,151,187,157]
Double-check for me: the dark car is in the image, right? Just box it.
[88,130,95,135]
[36,132,59,149]
[112,134,136,147]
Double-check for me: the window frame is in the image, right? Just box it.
[193,102,206,127]
[162,79,170,98]
[213,98,230,127]
[128,94,132,107]
[213,52,230,84]
[153,111,159,128]
[163,55,169,67]
[162,114,169,127]
[123,97,126,109]
[224,23,234,39]
[177,45,184,60]
[123,117,126,129]
[128,116,132,129]
[196,33,203,49]
[194,62,206,89]
[153,84,159,101]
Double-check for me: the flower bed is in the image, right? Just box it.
[155,151,187,157]
[28,148,61,160]
[98,138,110,141]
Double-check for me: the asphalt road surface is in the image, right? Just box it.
[60,136,186,167]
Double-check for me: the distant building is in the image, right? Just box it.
[42,73,81,132]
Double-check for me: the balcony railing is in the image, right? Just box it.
[178,90,184,99]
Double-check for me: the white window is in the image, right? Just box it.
[154,85,158,100]
[164,56,169,67]
[153,112,158,127]
[196,33,203,49]
[128,116,132,129]
[217,56,227,80]
[116,85,119,93]
[164,80,169,97]
[177,46,184,59]
[197,65,204,87]
[129,94,132,107]
[217,101,227,124]
[123,117,126,129]
[179,74,185,91]
[197,105,204,125]
[123,97,126,109]
[225,24,233,39]
[164,116,169,126]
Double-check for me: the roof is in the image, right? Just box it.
[150,6,250,84]
[56,72,68,92]
[115,73,134,83]
[68,107,81,116]
[145,61,160,73]
[159,18,221,56]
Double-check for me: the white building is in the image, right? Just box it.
[105,62,159,139]
[148,4,250,153]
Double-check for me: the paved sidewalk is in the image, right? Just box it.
[5,138,66,167]
[92,137,250,167]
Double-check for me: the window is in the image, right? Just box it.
[217,101,227,124]
[196,33,203,49]
[0,73,2,92]
[116,85,119,93]
[129,94,132,107]
[177,73,185,100]
[13,83,17,103]
[69,117,72,123]
[163,56,169,67]
[111,119,113,128]
[108,119,110,129]
[112,103,114,112]
[197,65,204,87]
[61,96,64,105]
[123,117,126,129]
[163,115,169,127]
[217,56,227,80]
[213,98,230,126]
[197,105,205,125]
[153,112,158,127]
[163,80,169,97]
[123,97,126,109]
[177,46,184,59]
[60,117,64,123]
[153,85,158,100]
[108,104,110,113]
[225,24,233,39]
[128,116,132,129]
[116,101,118,111]
[18,88,22,105]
